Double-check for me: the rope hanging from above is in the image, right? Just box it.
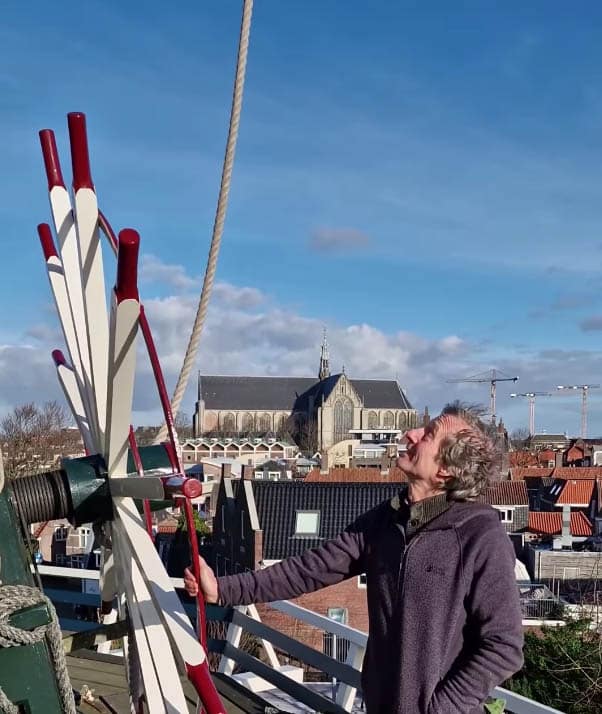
[154,0,254,445]
[0,585,76,714]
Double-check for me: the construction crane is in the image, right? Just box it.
[510,391,552,436]
[446,369,519,420]
[556,384,600,438]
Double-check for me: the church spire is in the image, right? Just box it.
[318,328,331,381]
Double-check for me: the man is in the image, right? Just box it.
[184,403,524,713]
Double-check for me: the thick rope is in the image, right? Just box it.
[0,585,77,714]
[154,0,254,444]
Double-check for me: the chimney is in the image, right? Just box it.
[561,505,572,548]
[555,451,563,468]
[221,462,232,479]
[242,464,254,480]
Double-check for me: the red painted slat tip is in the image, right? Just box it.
[182,478,203,500]
[37,223,58,260]
[52,349,67,366]
[67,112,94,190]
[39,130,65,189]
[116,229,140,302]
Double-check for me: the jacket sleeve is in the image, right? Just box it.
[217,509,372,606]
[428,522,524,714]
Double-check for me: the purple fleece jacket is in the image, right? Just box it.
[218,498,524,714]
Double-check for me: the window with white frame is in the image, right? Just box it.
[70,554,86,569]
[77,527,92,549]
[495,508,513,523]
[358,573,368,589]
[327,607,348,624]
[268,471,280,480]
[294,510,320,536]
[254,471,263,479]
[54,526,69,541]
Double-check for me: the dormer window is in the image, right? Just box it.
[294,510,320,536]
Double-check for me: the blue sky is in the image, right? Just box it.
[3,1,602,435]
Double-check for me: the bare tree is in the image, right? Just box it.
[174,411,194,440]
[0,401,77,478]
[510,427,530,450]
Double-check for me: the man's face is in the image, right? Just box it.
[396,414,469,484]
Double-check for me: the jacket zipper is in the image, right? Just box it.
[397,533,421,601]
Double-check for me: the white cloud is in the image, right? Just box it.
[3,267,602,436]
[309,228,371,253]
[140,254,197,291]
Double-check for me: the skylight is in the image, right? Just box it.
[294,510,320,536]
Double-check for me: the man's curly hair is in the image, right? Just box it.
[436,401,501,501]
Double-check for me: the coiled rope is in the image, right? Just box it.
[0,585,76,714]
[154,0,254,444]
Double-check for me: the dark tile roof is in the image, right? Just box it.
[252,481,402,559]
[200,374,414,411]
[352,379,412,409]
[201,375,316,411]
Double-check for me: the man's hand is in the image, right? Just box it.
[183,556,219,604]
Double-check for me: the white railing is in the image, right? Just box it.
[40,566,565,714]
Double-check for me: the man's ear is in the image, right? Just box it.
[435,465,451,481]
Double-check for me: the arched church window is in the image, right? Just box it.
[241,412,254,433]
[383,411,394,428]
[367,411,378,429]
[334,398,353,444]
[258,413,272,432]
[398,411,407,431]
[222,412,236,432]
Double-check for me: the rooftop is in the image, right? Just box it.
[527,511,592,537]
[251,480,402,559]
[199,374,413,411]
[476,481,529,506]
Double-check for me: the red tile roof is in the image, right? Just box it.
[553,467,602,479]
[511,467,555,480]
[512,466,602,481]
[556,480,595,505]
[477,481,529,506]
[305,467,407,483]
[32,521,50,539]
[527,511,592,537]
[157,524,178,534]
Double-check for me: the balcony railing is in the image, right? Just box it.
[38,565,565,714]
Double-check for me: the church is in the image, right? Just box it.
[192,336,418,452]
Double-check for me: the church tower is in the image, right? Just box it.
[318,329,331,381]
[192,371,204,437]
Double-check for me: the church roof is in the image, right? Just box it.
[200,374,413,411]
[200,375,317,410]
[352,379,412,409]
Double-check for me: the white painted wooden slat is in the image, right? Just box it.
[105,296,139,477]
[54,358,94,453]
[115,528,189,714]
[113,496,207,667]
[47,185,100,450]
[73,187,109,451]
